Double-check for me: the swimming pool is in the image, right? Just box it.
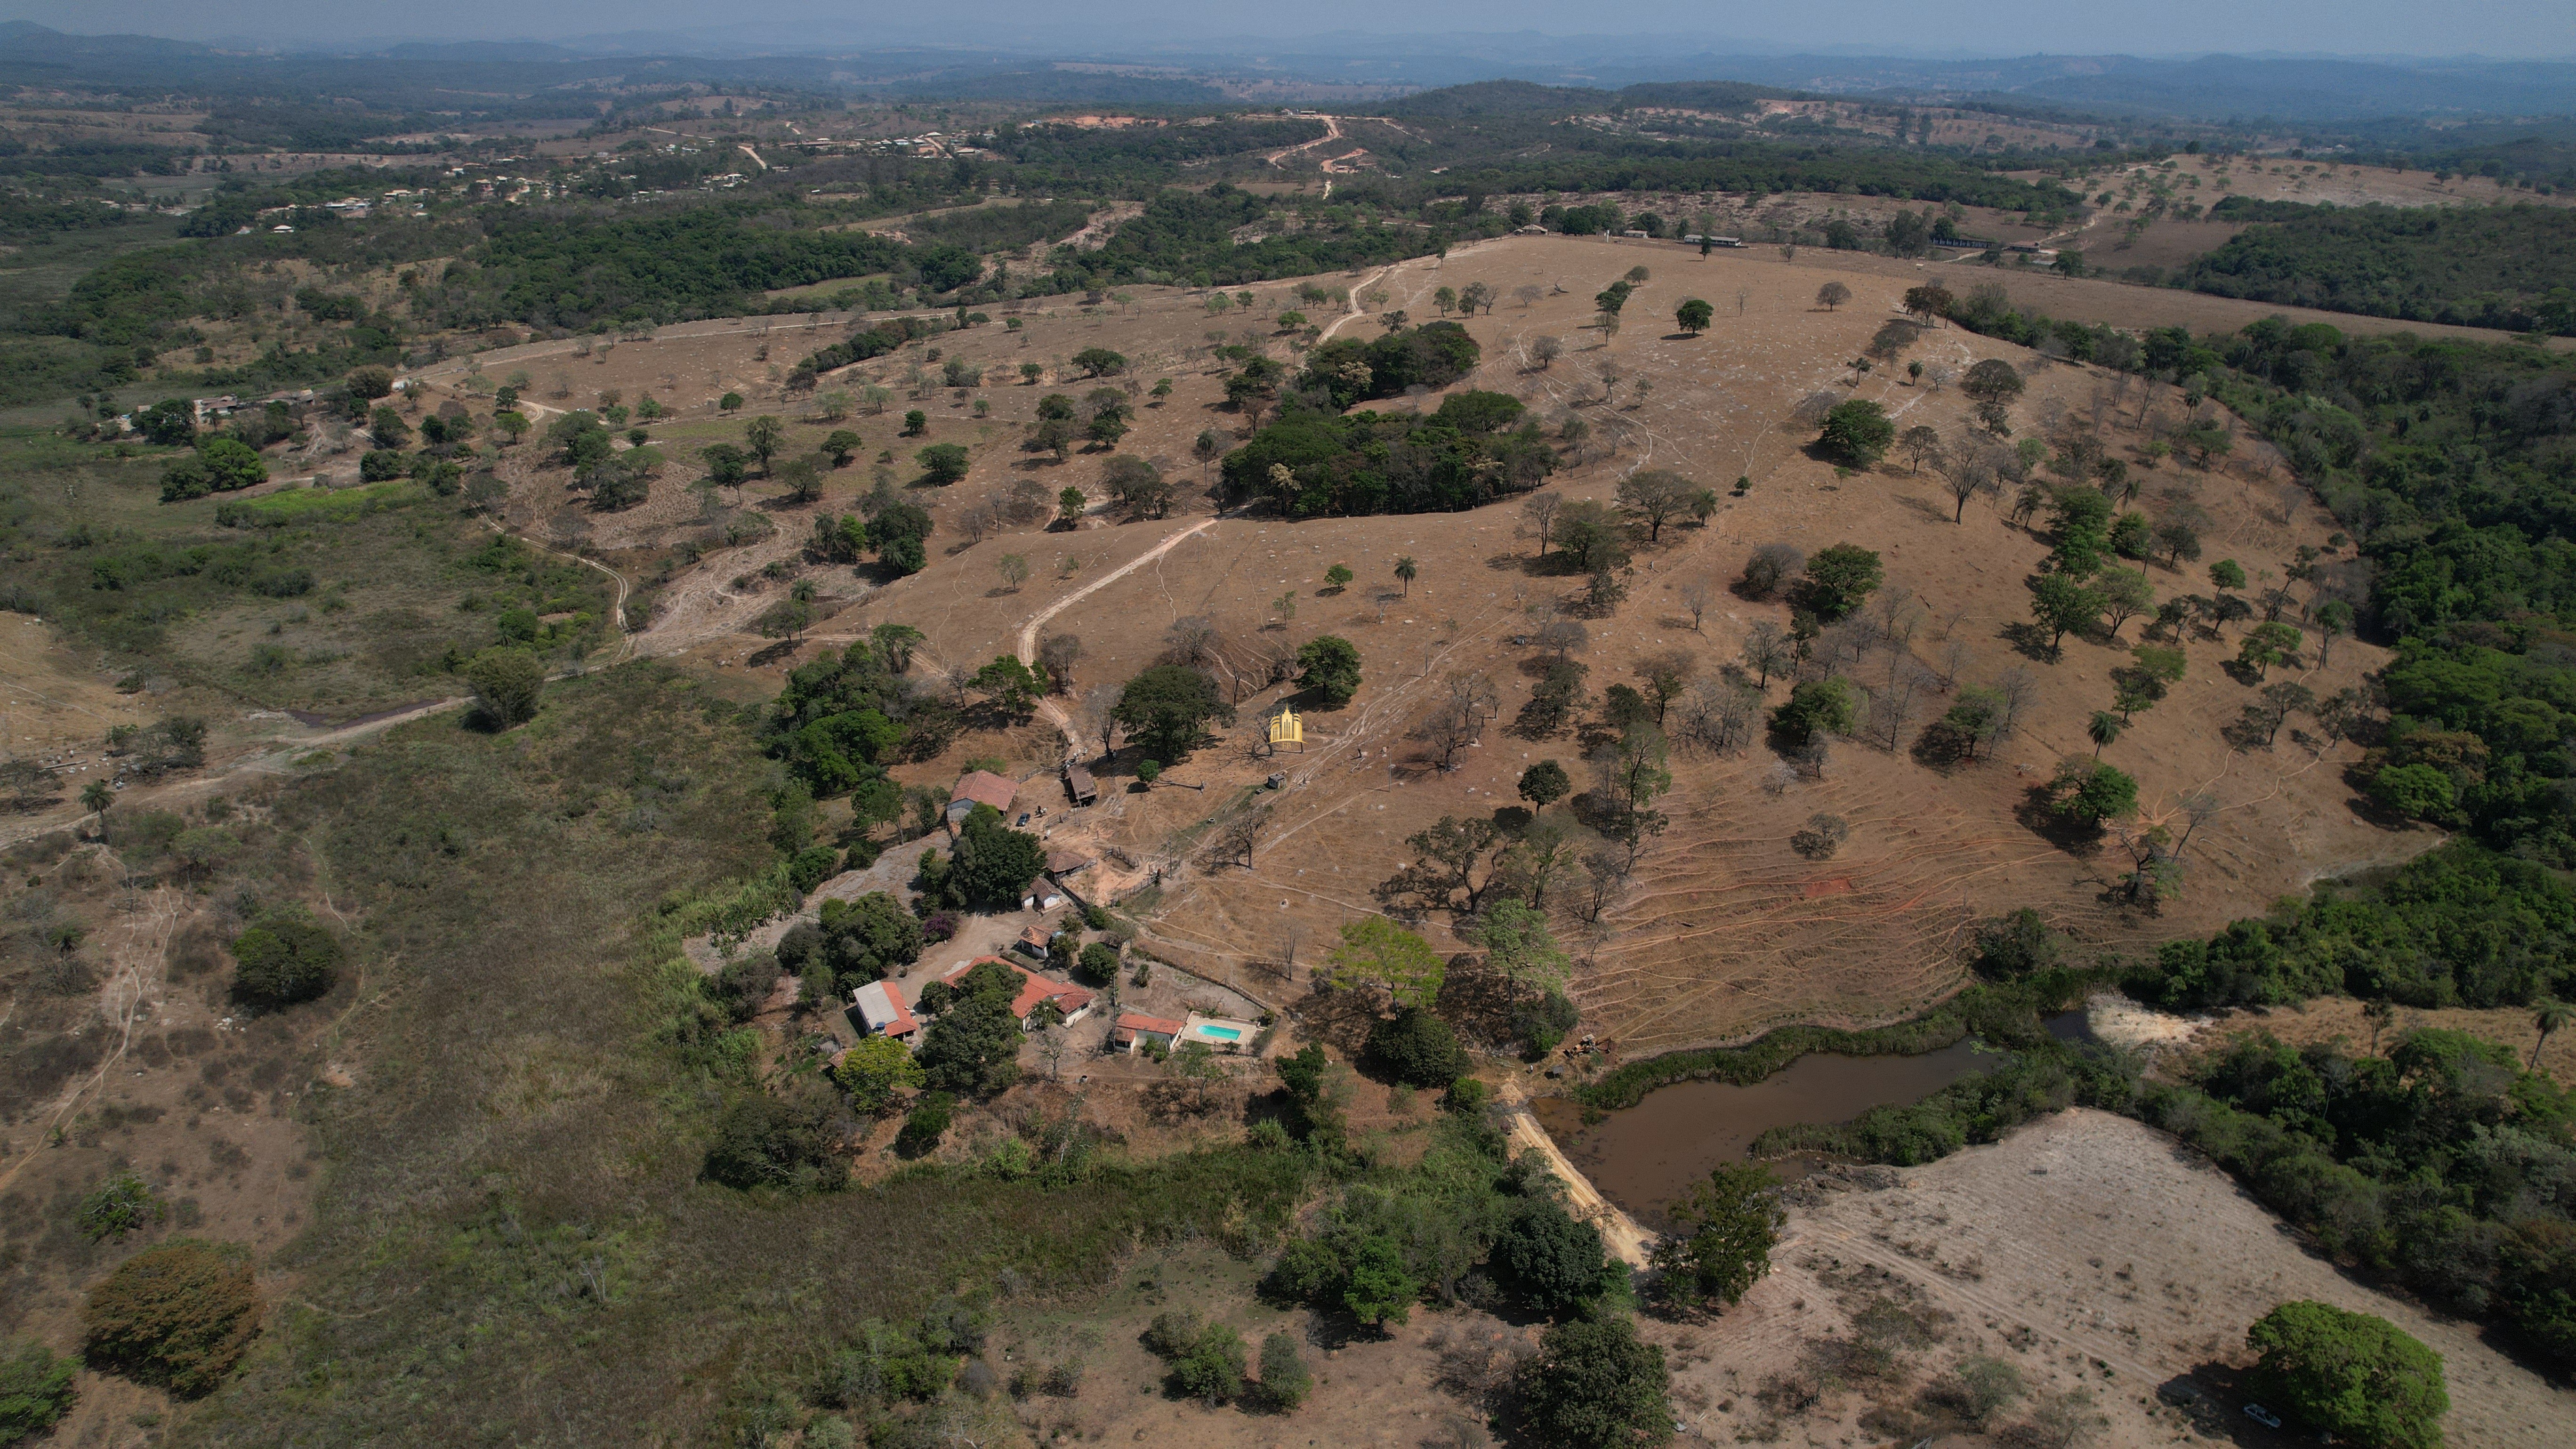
[1197,1025,1244,1041]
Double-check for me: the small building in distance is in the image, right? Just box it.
[1063,763,1099,806]
[848,980,920,1043]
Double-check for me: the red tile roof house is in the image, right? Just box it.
[1108,1013,1184,1054]
[847,980,919,1042]
[936,956,1094,1029]
[945,770,1017,834]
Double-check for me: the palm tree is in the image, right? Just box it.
[2087,711,2123,757]
[2363,998,2396,1056]
[80,779,113,842]
[2534,998,2572,1070]
[1393,555,1417,595]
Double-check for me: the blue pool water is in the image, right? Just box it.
[1198,1025,1244,1040]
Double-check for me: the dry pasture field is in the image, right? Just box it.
[397,233,2452,1061]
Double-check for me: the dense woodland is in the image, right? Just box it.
[1221,386,1559,518]
[2190,200,2576,334]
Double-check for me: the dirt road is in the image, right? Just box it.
[1496,1078,1656,1267]
[1011,516,1218,734]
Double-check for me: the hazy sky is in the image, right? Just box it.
[14,0,2576,57]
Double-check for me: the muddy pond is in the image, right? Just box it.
[1535,1012,2092,1224]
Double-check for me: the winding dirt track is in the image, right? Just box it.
[0,875,181,1195]
[1010,517,1218,733]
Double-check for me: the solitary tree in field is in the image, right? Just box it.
[1961,359,2027,434]
[1617,469,1696,542]
[1675,298,1714,335]
[2534,999,2572,1070]
[773,455,823,504]
[1519,758,1571,810]
[81,779,113,842]
[2094,567,2156,640]
[1393,555,1418,594]
[2087,711,2124,757]
[1815,281,1852,312]
[1325,917,1446,1009]
[1817,401,1895,468]
[1900,425,1943,474]
[2245,1300,2448,1449]
[1297,636,1364,706]
[465,646,545,728]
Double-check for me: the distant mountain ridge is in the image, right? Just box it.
[4,22,2574,125]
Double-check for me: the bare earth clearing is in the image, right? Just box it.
[1696,1109,2576,1448]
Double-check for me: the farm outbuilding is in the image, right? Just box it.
[847,981,919,1042]
[947,770,1017,829]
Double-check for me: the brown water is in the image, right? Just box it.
[1533,1040,1995,1225]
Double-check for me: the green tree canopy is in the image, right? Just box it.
[922,805,1045,913]
[1818,400,1896,467]
[2247,1301,2448,1449]
[1364,1005,1469,1088]
[1513,1317,1672,1449]
[2049,758,2138,825]
[916,443,970,485]
[1652,1163,1785,1308]
[82,1240,265,1396]
[465,645,545,728]
[916,971,1025,1098]
[1795,543,1883,620]
[835,1035,926,1115]
[1519,758,1572,809]
[229,915,340,1007]
[1493,1199,1611,1317]
[1113,664,1233,762]
[1327,917,1446,1008]
[1297,635,1364,706]
[1770,677,1856,748]
[0,1338,79,1441]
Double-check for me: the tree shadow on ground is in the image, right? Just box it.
[1909,721,1984,775]
[2013,784,2108,858]
[746,638,805,668]
[1288,981,1384,1059]
[1998,620,2060,663]
[2161,1363,2286,1448]
[1435,957,1531,1056]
